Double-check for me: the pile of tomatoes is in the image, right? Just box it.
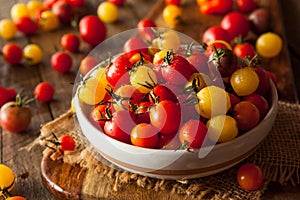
[76,27,275,152]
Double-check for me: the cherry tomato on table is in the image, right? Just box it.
[0,86,11,108]
[61,33,80,53]
[50,51,73,73]
[220,11,250,41]
[52,0,73,24]
[0,19,17,40]
[23,44,43,65]
[237,163,264,190]
[162,5,182,26]
[97,2,119,24]
[236,0,258,13]
[59,135,76,152]
[202,26,231,44]
[197,0,233,15]
[165,0,181,6]
[255,32,283,58]
[34,82,55,103]
[0,164,15,195]
[137,19,156,41]
[79,15,106,46]
[0,93,32,133]
[1,43,23,65]
[107,0,125,6]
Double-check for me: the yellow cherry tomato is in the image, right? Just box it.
[0,164,15,195]
[256,32,283,58]
[10,3,29,21]
[162,5,182,26]
[23,44,43,65]
[97,2,119,23]
[27,0,45,18]
[39,11,60,31]
[0,19,17,40]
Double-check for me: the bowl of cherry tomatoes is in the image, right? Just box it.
[73,28,278,180]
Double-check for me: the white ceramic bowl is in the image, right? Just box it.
[74,79,277,180]
[73,28,278,180]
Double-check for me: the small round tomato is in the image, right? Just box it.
[0,86,10,107]
[34,82,55,103]
[137,19,156,41]
[23,43,43,65]
[237,163,264,190]
[202,26,231,44]
[104,110,136,144]
[61,33,80,53]
[14,16,39,35]
[51,51,72,73]
[0,19,17,40]
[149,100,181,135]
[38,10,60,31]
[43,0,59,8]
[123,37,148,59]
[97,2,119,24]
[243,93,269,119]
[27,0,45,18]
[66,0,85,7]
[6,196,27,200]
[131,123,159,148]
[165,0,180,6]
[107,0,125,6]
[79,15,106,46]
[179,119,207,149]
[89,103,112,130]
[2,43,23,65]
[52,0,72,23]
[0,97,32,133]
[256,32,282,58]
[0,164,15,194]
[220,11,250,40]
[162,5,182,26]
[236,0,258,13]
[59,135,76,152]
[79,56,98,75]
[10,3,29,20]
[233,42,256,59]
[233,101,260,131]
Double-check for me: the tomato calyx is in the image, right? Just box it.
[177,141,195,152]
[41,133,76,153]
[162,50,174,67]
[8,90,34,108]
[105,87,132,110]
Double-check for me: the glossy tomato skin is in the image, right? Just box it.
[59,135,76,151]
[165,0,180,6]
[149,100,181,135]
[197,0,233,15]
[14,16,39,35]
[89,103,112,130]
[123,37,148,59]
[34,82,55,103]
[220,11,250,40]
[105,55,132,87]
[236,0,258,13]
[61,33,80,53]
[202,26,231,44]
[237,163,264,190]
[233,42,256,59]
[161,53,196,85]
[0,101,32,133]
[179,119,207,149]
[52,0,73,23]
[2,43,23,65]
[79,56,98,75]
[149,84,178,103]
[108,0,125,6]
[51,51,73,73]
[79,15,106,46]
[130,123,159,148]
[137,19,156,41]
[0,86,10,107]
[104,110,136,144]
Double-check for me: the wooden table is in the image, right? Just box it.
[0,0,299,199]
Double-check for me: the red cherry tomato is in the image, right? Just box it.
[179,119,208,150]
[105,55,132,87]
[149,100,181,135]
[123,37,148,59]
[161,52,196,85]
[165,0,181,6]
[43,0,59,8]
[2,43,23,65]
[233,42,256,59]
[6,88,17,101]
[130,123,159,148]
[52,0,73,23]
[89,103,112,130]
[79,15,106,46]
[220,11,250,40]
[237,163,264,190]
[149,84,178,103]
[202,26,231,44]
[60,33,80,53]
[107,0,125,6]
[0,86,10,107]
[66,0,85,7]
[104,110,136,144]
[79,56,98,75]
[59,135,76,152]
[14,16,39,35]
[137,19,156,41]
[0,96,32,133]
[51,51,73,73]
[197,0,233,15]
[236,0,258,13]
[34,82,55,103]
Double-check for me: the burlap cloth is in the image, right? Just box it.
[38,101,300,200]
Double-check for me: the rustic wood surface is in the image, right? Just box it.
[0,0,299,199]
